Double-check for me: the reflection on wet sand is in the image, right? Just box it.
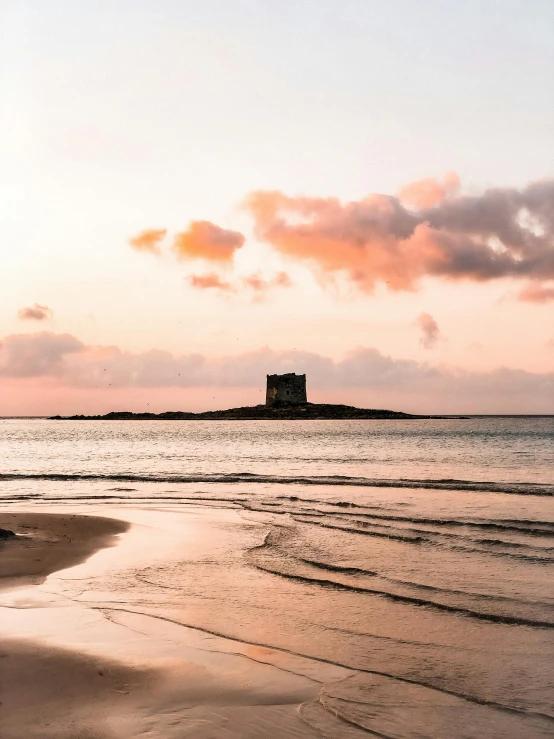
[1,500,553,738]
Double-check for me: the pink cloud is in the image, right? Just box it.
[0,332,84,377]
[399,171,460,209]
[188,271,293,295]
[188,273,234,291]
[242,271,293,292]
[131,177,554,294]
[415,312,442,349]
[129,229,167,255]
[173,221,245,262]
[243,178,554,292]
[518,283,554,303]
[18,304,53,322]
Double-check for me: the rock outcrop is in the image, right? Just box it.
[51,403,431,421]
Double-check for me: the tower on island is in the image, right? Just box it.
[266,373,307,407]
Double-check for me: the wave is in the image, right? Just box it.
[0,471,552,495]
[320,509,554,536]
[290,515,554,562]
[296,557,554,607]
[250,559,554,628]
[295,515,554,551]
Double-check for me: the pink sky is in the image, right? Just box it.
[2,2,553,415]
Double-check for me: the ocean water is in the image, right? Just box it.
[1,416,553,494]
[1,417,553,737]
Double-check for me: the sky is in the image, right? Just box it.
[1,0,553,415]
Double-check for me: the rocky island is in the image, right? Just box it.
[50,373,433,420]
[51,403,428,421]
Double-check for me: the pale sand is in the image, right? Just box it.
[0,508,332,738]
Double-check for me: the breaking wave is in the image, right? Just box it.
[0,471,552,496]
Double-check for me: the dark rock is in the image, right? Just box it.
[0,528,16,539]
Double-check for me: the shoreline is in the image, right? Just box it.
[0,507,327,739]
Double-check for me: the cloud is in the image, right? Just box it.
[517,282,554,303]
[243,178,554,292]
[17,304,53,322]
[415,312,441,349]
[399,171,460,209]
[173,221,245,262]
[242,271,293,292]
[188,271,293,295]
[188,273,234,291]
[129,229,167,255]
[1,331,552,413]
[0,332,84,377]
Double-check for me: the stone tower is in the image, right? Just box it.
[266,373,307,406]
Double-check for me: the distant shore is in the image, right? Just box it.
[50,402,437,421]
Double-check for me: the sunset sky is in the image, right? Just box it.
[2,0,553,415]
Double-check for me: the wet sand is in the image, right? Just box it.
[0,635,323,739]
[1,502,553,738]
[0,508,326,738]
[0,512,148,739]
[0,638,158,739]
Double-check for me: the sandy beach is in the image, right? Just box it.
[2,495,553,738]
[0,512,153,738]
[0,511,128,591]
[0,507,341,739]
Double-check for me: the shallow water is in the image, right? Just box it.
[1,417,553,737]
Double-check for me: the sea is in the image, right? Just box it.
[1,416,553,737]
